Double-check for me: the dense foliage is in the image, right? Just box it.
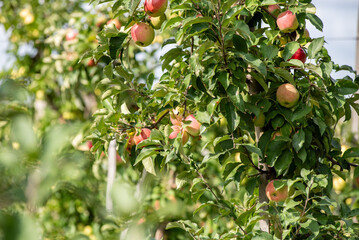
[1,0,359,239]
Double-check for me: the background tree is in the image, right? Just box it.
[1,0,359,239]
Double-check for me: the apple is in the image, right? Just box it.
[87,141,93,150]
[254,112,265,127]
[131,22,155,47]
[150,14,166,30]
[276,10,298,33]
[265,180,288,202]
[169,112,201,144]
[20,8,34,24]
[184,114,201,137]
[96,16,107,28]
[87,58,96,67]
[66,29,78,41]
[144,0,168,17]
[267,4,281,17]
[134,128,152,145]
[107,19,121,30]
[276,83,299,108]
[332,176,346,193]
[289,48,307,64]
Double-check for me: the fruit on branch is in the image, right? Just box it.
[96,16,107,28]
[134,128,152,145]
[144,0,168,17]
[267,4,281,17]
[131,22,155,47]
[254,112,265,127]
[266,180,288,202]
[150,14,166,30]
[184,114,201,137]
[19,8,34,24]
[169,111,201,144]
[276,10,298,33]
[289,48,307,64]
[333,176,346,193]
[276,83,299,108]
[87,58,96,67]
[107,19,121,29]
[66,29,78,41]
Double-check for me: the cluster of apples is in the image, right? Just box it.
[268,4,308,65]
[125,111,201,152]
[130,0,168,47]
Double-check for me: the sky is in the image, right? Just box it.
[0,0,358,76]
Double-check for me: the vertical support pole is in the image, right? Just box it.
[353,3,359,140]
[106,139,117,213]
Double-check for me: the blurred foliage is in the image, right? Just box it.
[1,0,359,239]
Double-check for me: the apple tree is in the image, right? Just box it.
[1,0,359,239]
[87,0,359,238]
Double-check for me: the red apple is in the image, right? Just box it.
[87,58,96,67]
[134,128,152,145]
[131,22,155,47]
[184,114,201,137]
[276,83,299,108]
[276,10,298,33]
[87,141,93,150]
[267,4,281,17]
[266,180,288,202]
[289,48,306,64]
[144,0,168,17]
[66,29,78,41]
[107,19,121,30]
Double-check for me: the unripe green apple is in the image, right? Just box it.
[254,112,265,127]
[150,14,166,30]
[131,22,155,47]
[266,180,288,202]
[276,83,299,108]
[333,176,346,193]
[276,10,299,33]
[144,0,168,17]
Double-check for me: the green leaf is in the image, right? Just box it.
[134,148,159,166]
[115,65,134,82]
[307,13,323,31]
[160,47,184,70]
[260,43,278,61]
[274,149,293,176]
[109,33,128,59]
[300,219,319,236]
[142,157,156,176]
[240,143,263,159]
[307,37,324,59]
[343,147,359,158]
[218,72,230,90]
[223,101,239,133]
[335,79,358,95]
[283,42,300,61]
[227,85,245,110]
[292,129,305,152]
[273,67,295,86]
[233,34,248,53]
[291,105,312,121]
